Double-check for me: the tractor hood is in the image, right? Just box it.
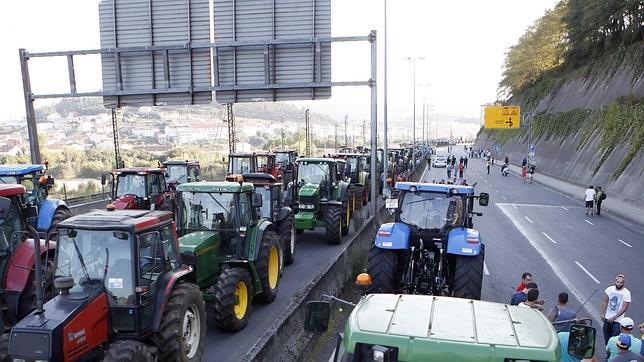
[112,194,138,209]
[345,294,559,361]
[299,183,320,197]
[178,230,221,254]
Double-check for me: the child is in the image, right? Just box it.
[521,165,527,183]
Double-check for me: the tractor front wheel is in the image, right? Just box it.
[255,231,281,303]
[452,245,485,300]
[366,246,397,294]
[153,283,206,361]
[325,205,342,244]
[104,340,156,362]
[214,268,252,332]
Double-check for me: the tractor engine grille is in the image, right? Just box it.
[299,195,317,205]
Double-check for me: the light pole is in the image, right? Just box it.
[383,0,389,192]
[406,56,425,167]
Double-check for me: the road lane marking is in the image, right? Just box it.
[497,203,577,208]
[511,204,518,210]
[495,190,499,193]
[502,196,507,200]
[483,261,490,276]
[561,206,569,211]
[618,239,632,248]
[524,216,534,224]
[420,164,429,181]
[496,204,602,326]
[542,232,557,244]
[574,261,601,284]
[584,220,594,226]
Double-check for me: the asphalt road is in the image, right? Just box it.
[203,198,376,361]
[423,146,644,359]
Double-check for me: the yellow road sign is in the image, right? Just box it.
[484,106,521,129]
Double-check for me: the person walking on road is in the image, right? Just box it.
[447,162,453,179]
[600,274,632,345]
[515,272,533,292]
[585,185,596,215]
[606,317,642,361]
[505,155,509,165]
[522,157,527,167]
[596,186,606,216]
[521,165,527,182]
[527,163,535,183]
[486,160,491,175]
[548,292,577,332]
[464,156,468,169]
[458,162,464,178]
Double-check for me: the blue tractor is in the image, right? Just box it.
[0,164,71,233]
[367,182,489,299]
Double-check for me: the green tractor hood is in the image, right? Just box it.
[344,294,559,362]
[299,183,320,197]
[179,231,221,288]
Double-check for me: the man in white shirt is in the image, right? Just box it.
[584,185,596,215]
[600,274,632,345]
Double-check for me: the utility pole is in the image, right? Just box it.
[362,120,367,146]
[19,49,41,164]
[344,114,348,147]
[226,103,236,154]
[406,56,424,167]
[422,100,426,148]
[334,122,338,149]
[383,0,389,192]
[305,109,311,157]
[280,118,285,149]
[111,108,123,168]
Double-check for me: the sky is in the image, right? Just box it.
[0,0,559,124]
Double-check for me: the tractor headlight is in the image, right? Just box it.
[371,345,394,362]
[300,204,315,210]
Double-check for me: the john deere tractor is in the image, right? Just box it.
[333,153,370,209]
[368,182,489,300]
[8,208,207,362]
[0,164,71,233]
[295,158,352,244]
[176,181,282,331]
[102,167,175,211]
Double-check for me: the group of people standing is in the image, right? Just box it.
[446,155,467,179]
[584,185,607,216]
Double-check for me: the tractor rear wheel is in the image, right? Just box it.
[325,205,342,244]
[255,231,281,303]
[278,215,296,266]
[47,207,72,236]
[366,246,397,294]
[104,340,156,362]
[452,245,485,300]
[153,283,206,361]
[214,268,252,332]
[354,185,364,209]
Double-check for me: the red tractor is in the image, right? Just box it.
[255,153,279,179]
[273,149,298,186]
[0,185,56,334]
[101,167,176,211]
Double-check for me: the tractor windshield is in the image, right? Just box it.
[230,157,252,174]
[346,158,358,172]
[0,201,23,250]
[165,165,187,184]
[0,176,20,184]
[253,186,272,219]
[116,174,146,198]
[55,228,135,305]
[179,192,236,231]
[275,153,289,165]
[298,162,329,184]
[399,191,465,231]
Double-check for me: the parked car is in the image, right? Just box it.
[432,155,448,168]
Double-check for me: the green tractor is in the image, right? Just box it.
[332,153,370,209]
[175,181,282,331]
[294,158,352,244]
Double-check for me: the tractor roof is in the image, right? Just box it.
[395,182,475,195]
[177,181,254,193]
[297,157,335,163]
[272,149,296,153]
[58,209,173,232]
[347,294,558,361]
[163,160,199,166]
[229,153,256,157]
[242,173,279,185]
[114,167,164,174]
[0,184,27,197]
[0,164,45,176]
[332,153,363,158]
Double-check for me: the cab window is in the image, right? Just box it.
[239,193,253,226]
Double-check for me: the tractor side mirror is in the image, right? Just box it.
[478,193,489,207]
[0,197,11,220]
[252,192,263,208]
[568,324,595,359]
[304,301,331,332]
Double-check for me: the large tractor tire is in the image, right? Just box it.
[213,268,252,332]
[104,340,156,362]
[325,205,342,244]
[255,231,281,303]
[153,283,206,362]
[278,216,296,266]
[47,207,72,236]
[354,185,364,209]
[366,246,397,294]
[452,245,485,300]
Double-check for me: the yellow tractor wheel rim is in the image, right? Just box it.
[268,245,279,289]
[346,201,351,227]
[234,281,248,319]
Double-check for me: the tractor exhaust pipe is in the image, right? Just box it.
[27,225,45,314]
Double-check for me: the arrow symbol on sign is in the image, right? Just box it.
[505,118,513,127]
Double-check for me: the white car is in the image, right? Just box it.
[433,155,447,167]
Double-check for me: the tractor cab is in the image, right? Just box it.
[332,153,370,207]
[0,185,34,248]
[273,150,298,169]
[255,153,278,178]
[102,168,175,211]
[162,160,201,188]
[240,173,286,220]
[297,158,340,201]
[228,153,257,175]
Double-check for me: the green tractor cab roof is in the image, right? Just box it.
[395,182,476,195]
[57,209,173,231]
[347,294,559,361]
[177,181,254,193]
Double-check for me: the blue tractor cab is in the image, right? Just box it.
[368,181,489,299]
[0,164,71,233]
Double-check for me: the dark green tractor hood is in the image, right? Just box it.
[179,230,221,254]
[299,183,320,197]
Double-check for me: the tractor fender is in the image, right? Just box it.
[373,222,410,250]
[446,228,482,256]
[152,264,194,331]
[275,207,291,223]
[36,199,68,231]
[5,238,56,293]
[253,219,274,261]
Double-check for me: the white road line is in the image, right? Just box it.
[502,196,507,200]
[542,232,557,244]
[495,190,499,193]
[561,206,569,211]
[584,219,594,226]
[496,203,577,208]
[511,204,518,210]
[574,261,601,284]
[524,216,534,224]
[483,261,490,276]
[618,239,632,248]
[496,204,601,326]
[420,164,429,181]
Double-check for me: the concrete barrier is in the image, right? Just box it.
[68,199,110,215]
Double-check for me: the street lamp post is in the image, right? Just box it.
[383,0,388,192]
[406,56,425,167]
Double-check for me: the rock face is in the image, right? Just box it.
[476,62,644,209]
